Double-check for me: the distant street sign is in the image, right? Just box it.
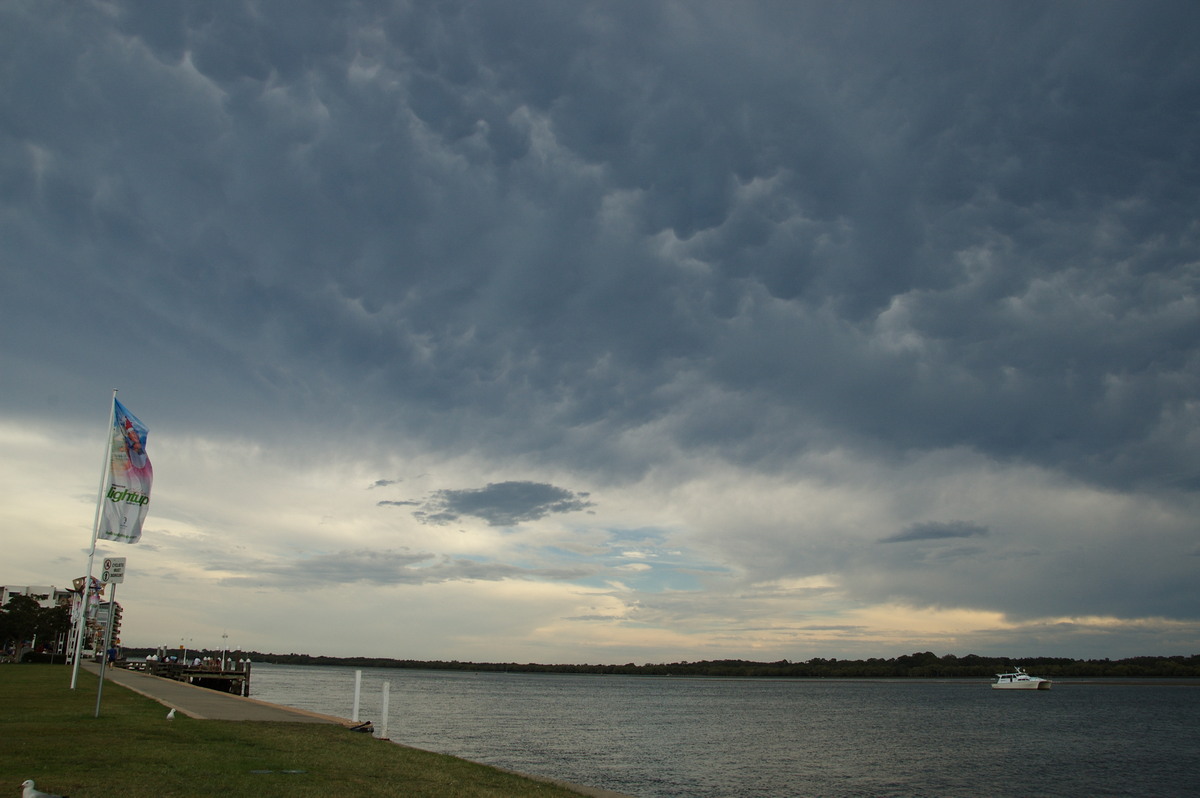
[101,557,127,584]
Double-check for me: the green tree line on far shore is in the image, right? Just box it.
[117,648,1200,679]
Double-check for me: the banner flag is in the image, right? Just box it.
[98,398,153,544]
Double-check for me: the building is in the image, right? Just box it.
[1,583,121,658]
[0,585,75,609]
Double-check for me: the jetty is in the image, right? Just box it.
[115,658,252,696]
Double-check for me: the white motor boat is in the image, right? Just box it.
[992,667,1052,690]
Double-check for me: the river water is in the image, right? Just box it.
[249,664,1200,797]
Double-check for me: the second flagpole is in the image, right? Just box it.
[70,388,118,690]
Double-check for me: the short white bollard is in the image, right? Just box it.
[379,681,391,740]
[353,670,362,722]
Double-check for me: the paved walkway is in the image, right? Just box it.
[85,662,635,798]
[83,661,345,722]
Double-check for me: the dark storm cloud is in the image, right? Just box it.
[412,481,594,527]
[4,0,1196,495]
[3,0,1200,645]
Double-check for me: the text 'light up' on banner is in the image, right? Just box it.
[97,398,153,544]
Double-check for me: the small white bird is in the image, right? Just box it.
[21,779,69,798]
[166,708,176,720]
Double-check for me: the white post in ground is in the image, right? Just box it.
[379,681,390,740]
[93,556,126,717]
[94,581,119,717]
[353,670,362,722]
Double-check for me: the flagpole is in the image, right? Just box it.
[70,389,118,689]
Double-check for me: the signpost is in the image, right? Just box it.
[95,557,127,717]
[101,557,126,584]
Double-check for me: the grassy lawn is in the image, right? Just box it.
[1,664,590,798]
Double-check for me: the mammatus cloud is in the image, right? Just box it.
[880,521,989,544]
[406,481,594,527]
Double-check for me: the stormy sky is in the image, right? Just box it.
[3,0,1198,662]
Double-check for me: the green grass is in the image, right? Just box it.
[1,664,590,798]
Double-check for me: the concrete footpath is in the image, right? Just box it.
[82,661,344,722]
[84,662,635,798]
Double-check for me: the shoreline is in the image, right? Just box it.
[88,662,634,798]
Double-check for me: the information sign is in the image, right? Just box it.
[101,557,127,584]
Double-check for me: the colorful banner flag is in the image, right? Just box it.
[98,398,153,544]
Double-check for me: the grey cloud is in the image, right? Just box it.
[801,626,868,633]
[213,549,431,588]
[369,479,400,489]
[412,511,460,526]
[564,614,625,622]
[413,481,594,527]
[216,548,592,589]
[880,521,990,544]
[846,516,1200,622]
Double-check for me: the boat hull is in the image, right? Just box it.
[992,679,1051,690]
[992,667,1051,690]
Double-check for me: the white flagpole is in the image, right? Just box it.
[70,389,118,689]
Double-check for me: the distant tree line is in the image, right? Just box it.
[116,648,1200,679]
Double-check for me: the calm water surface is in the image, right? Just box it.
[249,664,1200,797]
